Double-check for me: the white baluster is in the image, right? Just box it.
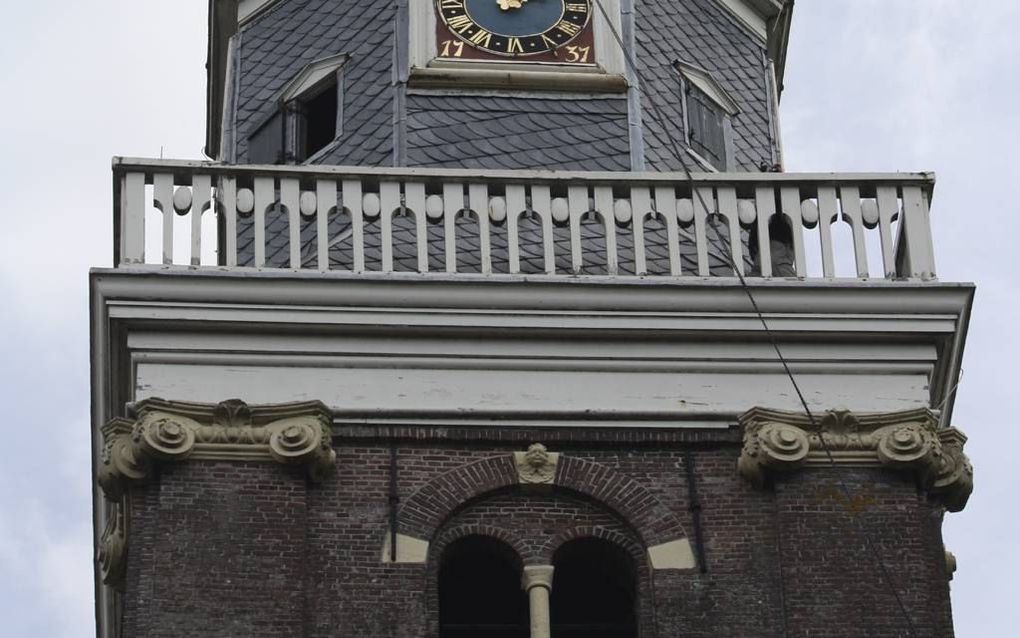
[253,176,274,268]
[816,186,838,278]
[342,180,365,272]
[630,187,651,275]
[779,186,806,277]
[380,182,400,273]
[838,185,868,278]
[655,187,681,276]
[875,186,899,279]
[505,185,526,274]
[528,185,553,275]
[316,180,336,271]
[692,186,712,276]
[716,186,742,275]
[470,183,492,274]
[219,177,238,267]
[568,185,587,273]
[754,186,776,277]
[443,183,463,273]
[190,175,211,266]
[405,182,428,273]
[594,186,617,275]
[280,178,300,269]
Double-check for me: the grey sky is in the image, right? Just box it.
[0,1,1015,635]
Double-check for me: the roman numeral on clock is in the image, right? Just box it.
[446,14,473,33]
[468,29,492,48]
[556,20,582,36]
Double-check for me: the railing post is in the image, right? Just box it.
[896,185,937,280]
[119,172,146,265]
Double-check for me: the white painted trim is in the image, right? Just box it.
[712,0,770,39]
[280,53,349,103]
[238,0,281,25]
[674,60,741,116]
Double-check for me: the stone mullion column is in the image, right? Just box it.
[522,565,554,638]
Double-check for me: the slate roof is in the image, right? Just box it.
[406,94,631,171]
[639,0,776,171]
[235,0,395,167]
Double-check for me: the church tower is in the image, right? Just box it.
[91,1,973,636]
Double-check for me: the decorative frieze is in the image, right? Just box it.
[738,407,972,512]
[98,398,335,500]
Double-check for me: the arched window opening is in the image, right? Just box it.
[551,538,637,638]
[439,535,528,638]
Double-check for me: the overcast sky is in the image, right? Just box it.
[0,1,1016,636]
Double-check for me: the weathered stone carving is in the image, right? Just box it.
[514,443,560,485]
[95,398,335,589]
[738,407,972,512]
[98,398,336,500]
[97,498,128,588]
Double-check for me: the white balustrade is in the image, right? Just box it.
[113,158,937,281]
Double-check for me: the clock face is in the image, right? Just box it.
[435,0,595,64]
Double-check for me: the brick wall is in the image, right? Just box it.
[119,427,955,637]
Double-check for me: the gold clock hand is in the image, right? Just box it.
[497,0,529,11]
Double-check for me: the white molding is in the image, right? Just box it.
[92,269,973,427]
[712,0,770,40]
[280,53,349,102]
[674,60,741,116]
[238,0,281,25]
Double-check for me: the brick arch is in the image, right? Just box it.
[543,525,646,567]
[430,523,530,569]
[398,453,687,547]
[544,524,655,638]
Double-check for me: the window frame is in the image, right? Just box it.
[674,59,740,172]
[246,53,348,165]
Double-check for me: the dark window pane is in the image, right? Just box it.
[440,536,528,638]
[302,85,338,160]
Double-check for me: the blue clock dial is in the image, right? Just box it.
[464,0,564,37]
[436,0,593,58]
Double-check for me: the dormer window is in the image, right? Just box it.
[246,53,347,164]
[674,60,740,171]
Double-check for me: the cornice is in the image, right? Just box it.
[738,407,973,512]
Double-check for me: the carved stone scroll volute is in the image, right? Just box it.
[738,407,973,512]
[95,398,336,590]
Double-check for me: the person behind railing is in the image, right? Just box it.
[748,215,797,278]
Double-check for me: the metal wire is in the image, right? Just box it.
[590,1,920,634]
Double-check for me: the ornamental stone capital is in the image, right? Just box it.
[738,407,973,512]
[98,397,336,500]
[96,398,335,589]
